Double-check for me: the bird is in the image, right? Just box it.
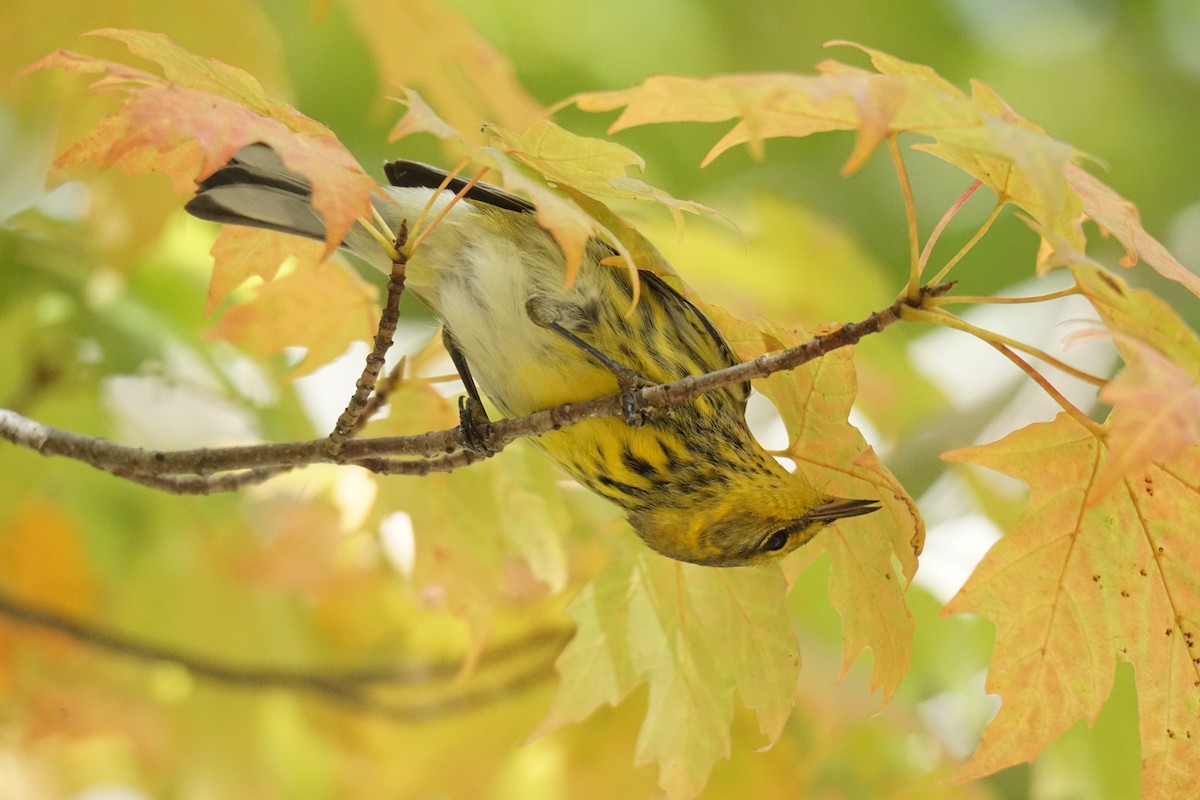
[185,143,879,566]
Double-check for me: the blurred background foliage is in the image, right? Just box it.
[0,0,1195,798]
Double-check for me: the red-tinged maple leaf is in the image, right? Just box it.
[1071,264,1200,502]
[1092,341,1200,503]
[532,553,799,800]
[1065,163,1200,298]
[944,415,1200,799]
[22,29,376,254]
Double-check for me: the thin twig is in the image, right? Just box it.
[109,466,294,494]
[352,358,407,434]
[988,344,1105,437]
[887,135,922,301]
[0,284,953,489]
[352,449,492,475]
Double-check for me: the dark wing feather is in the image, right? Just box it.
[383,160,535,214]
[638,270,751,409]
[381,161,749,409]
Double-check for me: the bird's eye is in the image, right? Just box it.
[761,529,790,552]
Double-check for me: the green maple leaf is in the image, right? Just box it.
[533,553,799,800]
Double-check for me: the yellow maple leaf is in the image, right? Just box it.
[944,415,1200,798]
[707,308,921,700]
[344,0,544,139]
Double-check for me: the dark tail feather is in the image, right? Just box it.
[185,144,327,242]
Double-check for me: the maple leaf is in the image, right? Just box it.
[710,310,921,700]
[204,227,326,314]
[487,121,720,226]
[205,261,378,377]
[944,415,1200,799]
[388,97,718,289]
[0,500,96,619]
[1066,163,1200,298]
[529,302,921,798]
[485,121,726,295]
[1093,341,1200,503]
[568,42,1193,289]
[0,501,98,699]
[1072,264,1200,501]
[533,553,799,800]
[367,348,574,652]
[23,29,377,254]
[344,0,544,140]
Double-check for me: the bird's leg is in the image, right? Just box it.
[525,299,652,428]
[442,327,495,455]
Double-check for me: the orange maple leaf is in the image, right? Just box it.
[204,227,326,314]
[205,261,378,377]
[0,501,98,698]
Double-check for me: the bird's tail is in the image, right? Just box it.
[185,143,396,272]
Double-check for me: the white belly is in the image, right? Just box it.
[388,188,615,416]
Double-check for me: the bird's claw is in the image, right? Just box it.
[458,395,496,455]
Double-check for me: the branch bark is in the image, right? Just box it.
[0,283,953,491]
[0,586,569,721]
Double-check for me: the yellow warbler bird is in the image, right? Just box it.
[186,144,879,566]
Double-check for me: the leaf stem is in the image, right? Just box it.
[408,165,490,254]
[918,180,981,273]
[989,343,1105,437]
[929,286,1082,307]
[902,306,1106,387]
[926,198,1005,287]
[887,135,922,302]
[359,206,403,262]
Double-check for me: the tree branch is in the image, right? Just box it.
[0,586,569,721]
[329,249,408,448]
[0,283,953,488]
